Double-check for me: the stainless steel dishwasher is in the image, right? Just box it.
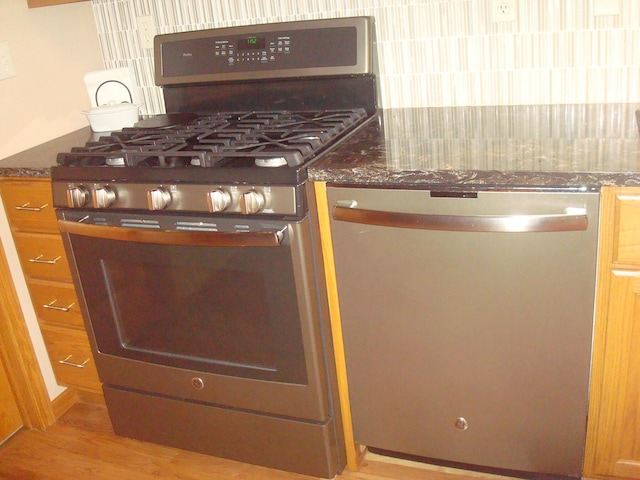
[327,185,599,478]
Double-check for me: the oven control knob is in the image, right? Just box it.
[240,190,265,215]
[147,187,172,211]
[206,189,231,213]
[66,186,89,208]
[92,186,116,209]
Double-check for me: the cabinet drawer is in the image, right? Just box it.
[40,325,101,392]
[0,179,58,233]
[12,232,71,281]
[28,280,83,328]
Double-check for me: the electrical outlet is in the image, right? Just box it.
[491,0,517,22]
[0,42,16,81]
[137,16,155,50]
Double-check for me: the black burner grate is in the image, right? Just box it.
[58,109,368,170]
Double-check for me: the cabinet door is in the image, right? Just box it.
[588,270,640,478]
[0,357,22,441]
[611,191,640,267]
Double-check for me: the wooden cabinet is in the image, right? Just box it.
[0,178,101,397]
[585,186,640,479]
[0,355,22,442]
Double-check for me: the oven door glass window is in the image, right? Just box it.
[70,234,307,384]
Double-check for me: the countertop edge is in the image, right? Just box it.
[308,167,640,189]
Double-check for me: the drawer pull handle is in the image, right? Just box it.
[58,355,89,368]
[29,255,62,265]
[15,202,49,212]
[43,300,75,312]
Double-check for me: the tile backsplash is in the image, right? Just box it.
[91,0,640,115]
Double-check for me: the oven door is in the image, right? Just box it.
[58,210,331,422]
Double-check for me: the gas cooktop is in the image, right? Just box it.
[58,108,368,170]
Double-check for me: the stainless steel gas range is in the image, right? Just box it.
[50,17,377,478]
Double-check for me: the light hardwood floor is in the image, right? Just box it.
[0,402,516,480]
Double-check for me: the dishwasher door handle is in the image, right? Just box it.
[332,205,589,233]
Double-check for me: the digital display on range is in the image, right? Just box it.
[238,37,266,50]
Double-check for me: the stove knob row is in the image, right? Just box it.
[92,186,116,209]
[62,185,272,214]
[240,190,266,215]
[147,187,172,211]
[206,189,231,213]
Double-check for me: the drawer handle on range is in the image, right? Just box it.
[43,300,75,312]
[15,202,49,212]
[29,255,62,265]
[332,206,589,233]
[58,355,89,368]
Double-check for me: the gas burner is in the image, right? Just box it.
[256,157,288,167]
[57,108,369,170]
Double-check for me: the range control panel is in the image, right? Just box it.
[52,181,303,216]
[214,33,291,64]
[155,16,373,85]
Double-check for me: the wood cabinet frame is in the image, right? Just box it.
[0,237,55,430]
[584,186,640,479]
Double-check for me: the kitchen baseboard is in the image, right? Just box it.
[51,387,78,421]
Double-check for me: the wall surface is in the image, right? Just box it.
[91,0,640,115]
[0,0,103,161]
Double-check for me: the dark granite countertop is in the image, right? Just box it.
[3,104,640,190]
[0,127,93,178]
[309,103,640,189]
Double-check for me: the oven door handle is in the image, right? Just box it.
[58,220,285,247]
